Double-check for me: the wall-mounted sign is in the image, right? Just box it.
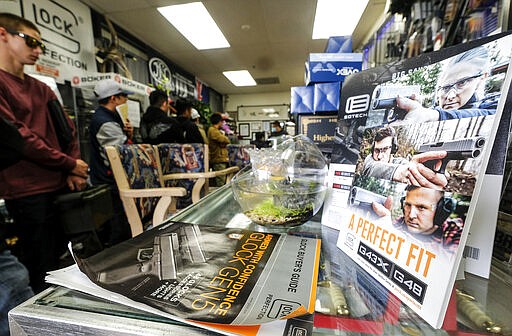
[10,0,98,83]
[71,72,153,97]
[237,104,289,121]
[148,57,196,100]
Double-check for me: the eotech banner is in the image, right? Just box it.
[19,0,97,82]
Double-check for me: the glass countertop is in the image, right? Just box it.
[21,184,512,335]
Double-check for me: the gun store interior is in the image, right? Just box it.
[2,0,512,335]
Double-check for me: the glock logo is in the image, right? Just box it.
[345,94,370,113]
[31,0,81,53]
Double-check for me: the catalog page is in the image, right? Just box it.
[72,221,321,327]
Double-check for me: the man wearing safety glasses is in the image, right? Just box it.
[394,46,495,123]
[0,12,88,302]
[361,126,448,190]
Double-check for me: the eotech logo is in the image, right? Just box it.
[31,0,81,53]
[345,94,370,114]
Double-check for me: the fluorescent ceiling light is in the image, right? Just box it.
[223,70,257,87]
[262,108,276,113]
[158,2,230,50]
[312,0,369,39]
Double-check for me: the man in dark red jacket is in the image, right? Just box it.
[0,13,88,293]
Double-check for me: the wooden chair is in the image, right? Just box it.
[227,144,255,169]
[154,143,239,206]
[105,144,187,237]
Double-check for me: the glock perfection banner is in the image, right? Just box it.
[74,221,320,326]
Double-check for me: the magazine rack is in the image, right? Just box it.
[9,184,512,335]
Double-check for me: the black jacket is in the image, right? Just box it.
[174,116,204,144]
[140,106,178,144]
[0,117,23,171]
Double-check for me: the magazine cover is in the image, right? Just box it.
[328,31,512,270]
[327,33,512,328]
[72,221,320,328]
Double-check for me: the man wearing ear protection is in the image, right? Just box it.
[394,186,462,251]
[362,126,448,190]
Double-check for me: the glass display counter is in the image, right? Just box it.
[9,185,512,335]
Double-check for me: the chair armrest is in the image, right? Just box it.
[162,167,239,181]
[162,172,213,180]
[213,166,239,176]
[120,187,187,198]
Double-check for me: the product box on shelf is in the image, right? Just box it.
[291,85,315,114]
[324,36,353,53]
[305,53,362,85]
[314,82,341,112]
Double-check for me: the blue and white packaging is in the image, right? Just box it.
[305,53,362,85]
[314,82,341,112]
[324,36,352,53]
[291,86,315,114]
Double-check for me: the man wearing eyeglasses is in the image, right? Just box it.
[0,12,88,296]
[362,126,407,178]
[394,46,494,123]
[361,126,448,190]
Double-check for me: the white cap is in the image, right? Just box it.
[94,79,134,100]
[191,108,200,120]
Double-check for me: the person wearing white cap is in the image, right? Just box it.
[191,108,208,144]
[88,79,134,245]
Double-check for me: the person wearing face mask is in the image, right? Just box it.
[270,120,288,137]
[0,13,88,295]
[394,46,495,123]
[89,79,134,245]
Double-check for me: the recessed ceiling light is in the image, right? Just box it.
[312,0,369,39]
[223,70,257,87]
[158,2,230,50]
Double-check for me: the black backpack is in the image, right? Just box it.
[0,116,24,171]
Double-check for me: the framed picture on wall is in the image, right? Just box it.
[239,123,250,137]
[238,104,289,121]
[250,122,262,132]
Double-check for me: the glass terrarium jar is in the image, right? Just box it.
[232,135,328,229]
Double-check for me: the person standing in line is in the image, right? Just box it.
[191,108,208,144]
[208,112,231,186]
[0,13,89,294]
[270,120,288,137]
[140,90,178,144]
[174,99,204,144]
[89,79,134,246]
[0,115,34,336]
